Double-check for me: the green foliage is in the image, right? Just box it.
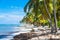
[57,21,60,28]
[21,0,60,28]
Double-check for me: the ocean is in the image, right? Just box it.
[0,24,20,40]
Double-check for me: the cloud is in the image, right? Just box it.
[0,6,25,24]
[0,14,24,24]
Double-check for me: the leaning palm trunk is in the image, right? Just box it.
[53,0,57,33]
[44,0,54,33]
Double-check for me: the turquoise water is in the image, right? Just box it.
[0,24,19,32]
[0,24,20,40]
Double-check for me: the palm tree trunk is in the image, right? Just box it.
[44,0,54,33]
[53,0,57,33]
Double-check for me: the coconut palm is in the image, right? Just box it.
[43,0,58,33]
[53,0,57,33]
[24,0,49,26]
[24,0,53,32]
[43,0,54,33]
[24,0,41,26]
[22,0,60,34]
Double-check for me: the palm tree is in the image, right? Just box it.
[24,0,52,30]
[53,0,57,33]
[23,0,59,34]
[24,0,41,26]
[24,0,49,26]
[43,0,54,33]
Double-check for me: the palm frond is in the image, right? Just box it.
[24,0,31,12]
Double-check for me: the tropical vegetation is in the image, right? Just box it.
[21,0,60,34]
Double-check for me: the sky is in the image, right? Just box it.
[0,0,28,24]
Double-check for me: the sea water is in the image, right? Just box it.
[0,24,20,40]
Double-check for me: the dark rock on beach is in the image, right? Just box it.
[13,31,60,40]
[13,33,32,40]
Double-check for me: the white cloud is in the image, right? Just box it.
[0,14,24,24]
[0,7,25,24]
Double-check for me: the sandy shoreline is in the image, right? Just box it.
[12,26,60,40]
[13,32,60,40]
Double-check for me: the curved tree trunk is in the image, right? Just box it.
[53,0,57,33]
[44,0,54,33]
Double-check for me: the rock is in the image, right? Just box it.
[13,34,21,40]
[13,33,32,40]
